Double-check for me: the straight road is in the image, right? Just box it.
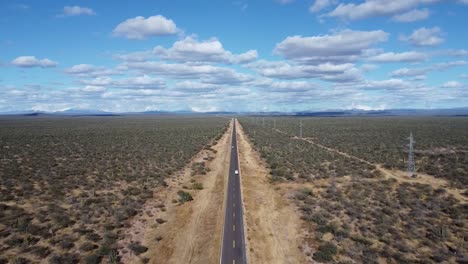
[220,119,247,264]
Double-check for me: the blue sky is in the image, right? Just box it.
[1,0,467,112]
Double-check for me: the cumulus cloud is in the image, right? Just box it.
[392,8,430,22]
[368,51,427,63]
[11,56,58,68]
[82,85,106,92]
[253,78,319,93]
[113,51,153,62]
[81,75,165,89]
[62,6,95,16]
[121,61,254,85]
[248,60,363,82]
[113,15,179,40]
[402,27,444,47]
[438,49,468,57]
[390,60,466,78]
[65,64,120,77]
[309,0,337,13]
[274,29,388,63]
[390,68,427,78]
[173,81,220,93]
[441,81,463,88]
[327,0,439,20]
[153,36,258,64]
[360,78,416,91]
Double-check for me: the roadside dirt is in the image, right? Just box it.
[118,121,232,264]
[236,120,306,264]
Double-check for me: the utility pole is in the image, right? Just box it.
[262,117,265,127]
[299,120,303,138]
[407,132,416,177]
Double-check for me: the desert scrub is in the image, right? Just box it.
[0,116,228,261]
[128,243,148,255]
[177,190,193,203]
[313,242,337,262]
[192,182,204,190]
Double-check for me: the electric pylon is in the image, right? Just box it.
[299,120,303,138]
[407,132,416,177]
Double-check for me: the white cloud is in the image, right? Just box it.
[438,49,468,57]
[392,8,429,22]
[441,81,463,88]
[368,51,427,63]
[82,85,106,92]
[360,78,417,91]
[390,60,466,78]
[310,0,337,13]
[433,60,467,70]
[173,81,220,93]
[62,6,95,16]
[81,75,165,89]
[346,103,387,111]
[65,64,97,75]
[390,68,427,78]
[360,64,378,72]
[11,56,58,68]
[274,29,388,63]
[122,61,254,84]
[253,78,319,93]
[327,0,439,20]
[402,27,444,47]
[65,64,119,77]
[112,15,179,40]
[153,36,257,64]
[113,51,153,62]
[248,60,362,82]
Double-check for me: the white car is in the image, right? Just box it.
[234,170,239,175]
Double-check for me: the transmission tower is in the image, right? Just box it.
[299,120,303,138]
[407,132,416,177]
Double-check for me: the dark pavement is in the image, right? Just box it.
[220,119,247,264]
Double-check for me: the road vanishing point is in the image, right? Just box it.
[220,119,247,264]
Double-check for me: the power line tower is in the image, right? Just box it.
[299,120,303,138]
[407,132,416,177]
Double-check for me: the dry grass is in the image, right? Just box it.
[236,121,306,264]
[120,120,233,264]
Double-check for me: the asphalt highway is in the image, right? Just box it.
[220,119,247,264]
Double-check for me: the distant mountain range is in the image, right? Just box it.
[1,107,468,117]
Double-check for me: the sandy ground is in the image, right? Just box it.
[118,120,232,264]
[236,120,306,264]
